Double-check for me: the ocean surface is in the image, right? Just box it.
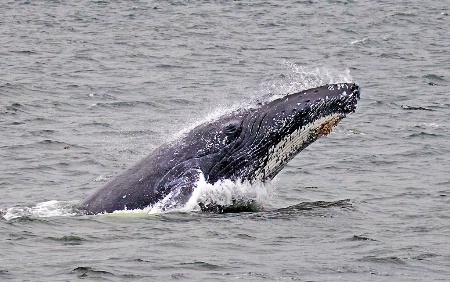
[1,1,449,281]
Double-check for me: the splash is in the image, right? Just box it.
[94,175,273,215]
[259,61,353,98]
[1,200,79,221]
[0,178,273,220]
[172,62,353,142]
[181,174,273,213]
[281,60,353,92]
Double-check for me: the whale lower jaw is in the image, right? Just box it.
[253,113,343,181]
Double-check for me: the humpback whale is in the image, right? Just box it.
[80,83,360,214]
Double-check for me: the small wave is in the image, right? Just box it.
[360,255,407,265]
[277,199,354,212]
[350,235,377,241]
[88,100,160,109]
[416,122,442,129]
[47,235,87,245]
[401,105,433,111]
[178,261,223,270]
[71,267,115,279]
[1,200,79,221]
[247,199,355,220]
[93,174,115,182]
[422,73,445,81]
[404,131,440,139]
[350,38,369,45]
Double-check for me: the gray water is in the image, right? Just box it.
[1,0,450,281]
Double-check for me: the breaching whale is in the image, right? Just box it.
[80,83,360,214]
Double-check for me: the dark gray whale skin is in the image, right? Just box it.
[79,83,360,214]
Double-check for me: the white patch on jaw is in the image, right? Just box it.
[253,113,342,180]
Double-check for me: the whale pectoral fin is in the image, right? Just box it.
[157,168,202,211]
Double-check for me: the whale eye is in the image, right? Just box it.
[223,121,242,137]
[224,124,239,135]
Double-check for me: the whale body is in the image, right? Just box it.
[80,83,360,214]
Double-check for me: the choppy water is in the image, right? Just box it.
[1,1,449,281]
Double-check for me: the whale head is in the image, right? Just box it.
[202,83,361,183]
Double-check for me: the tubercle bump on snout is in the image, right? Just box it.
[335,83,359,114]
[350,83,361,99]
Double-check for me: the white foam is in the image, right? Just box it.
[2,200,78,221]
[183,174,273,212]
[350,38,369,45]
[418,122,442,128]
[100,174,273,215]
[122,174,273,214]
